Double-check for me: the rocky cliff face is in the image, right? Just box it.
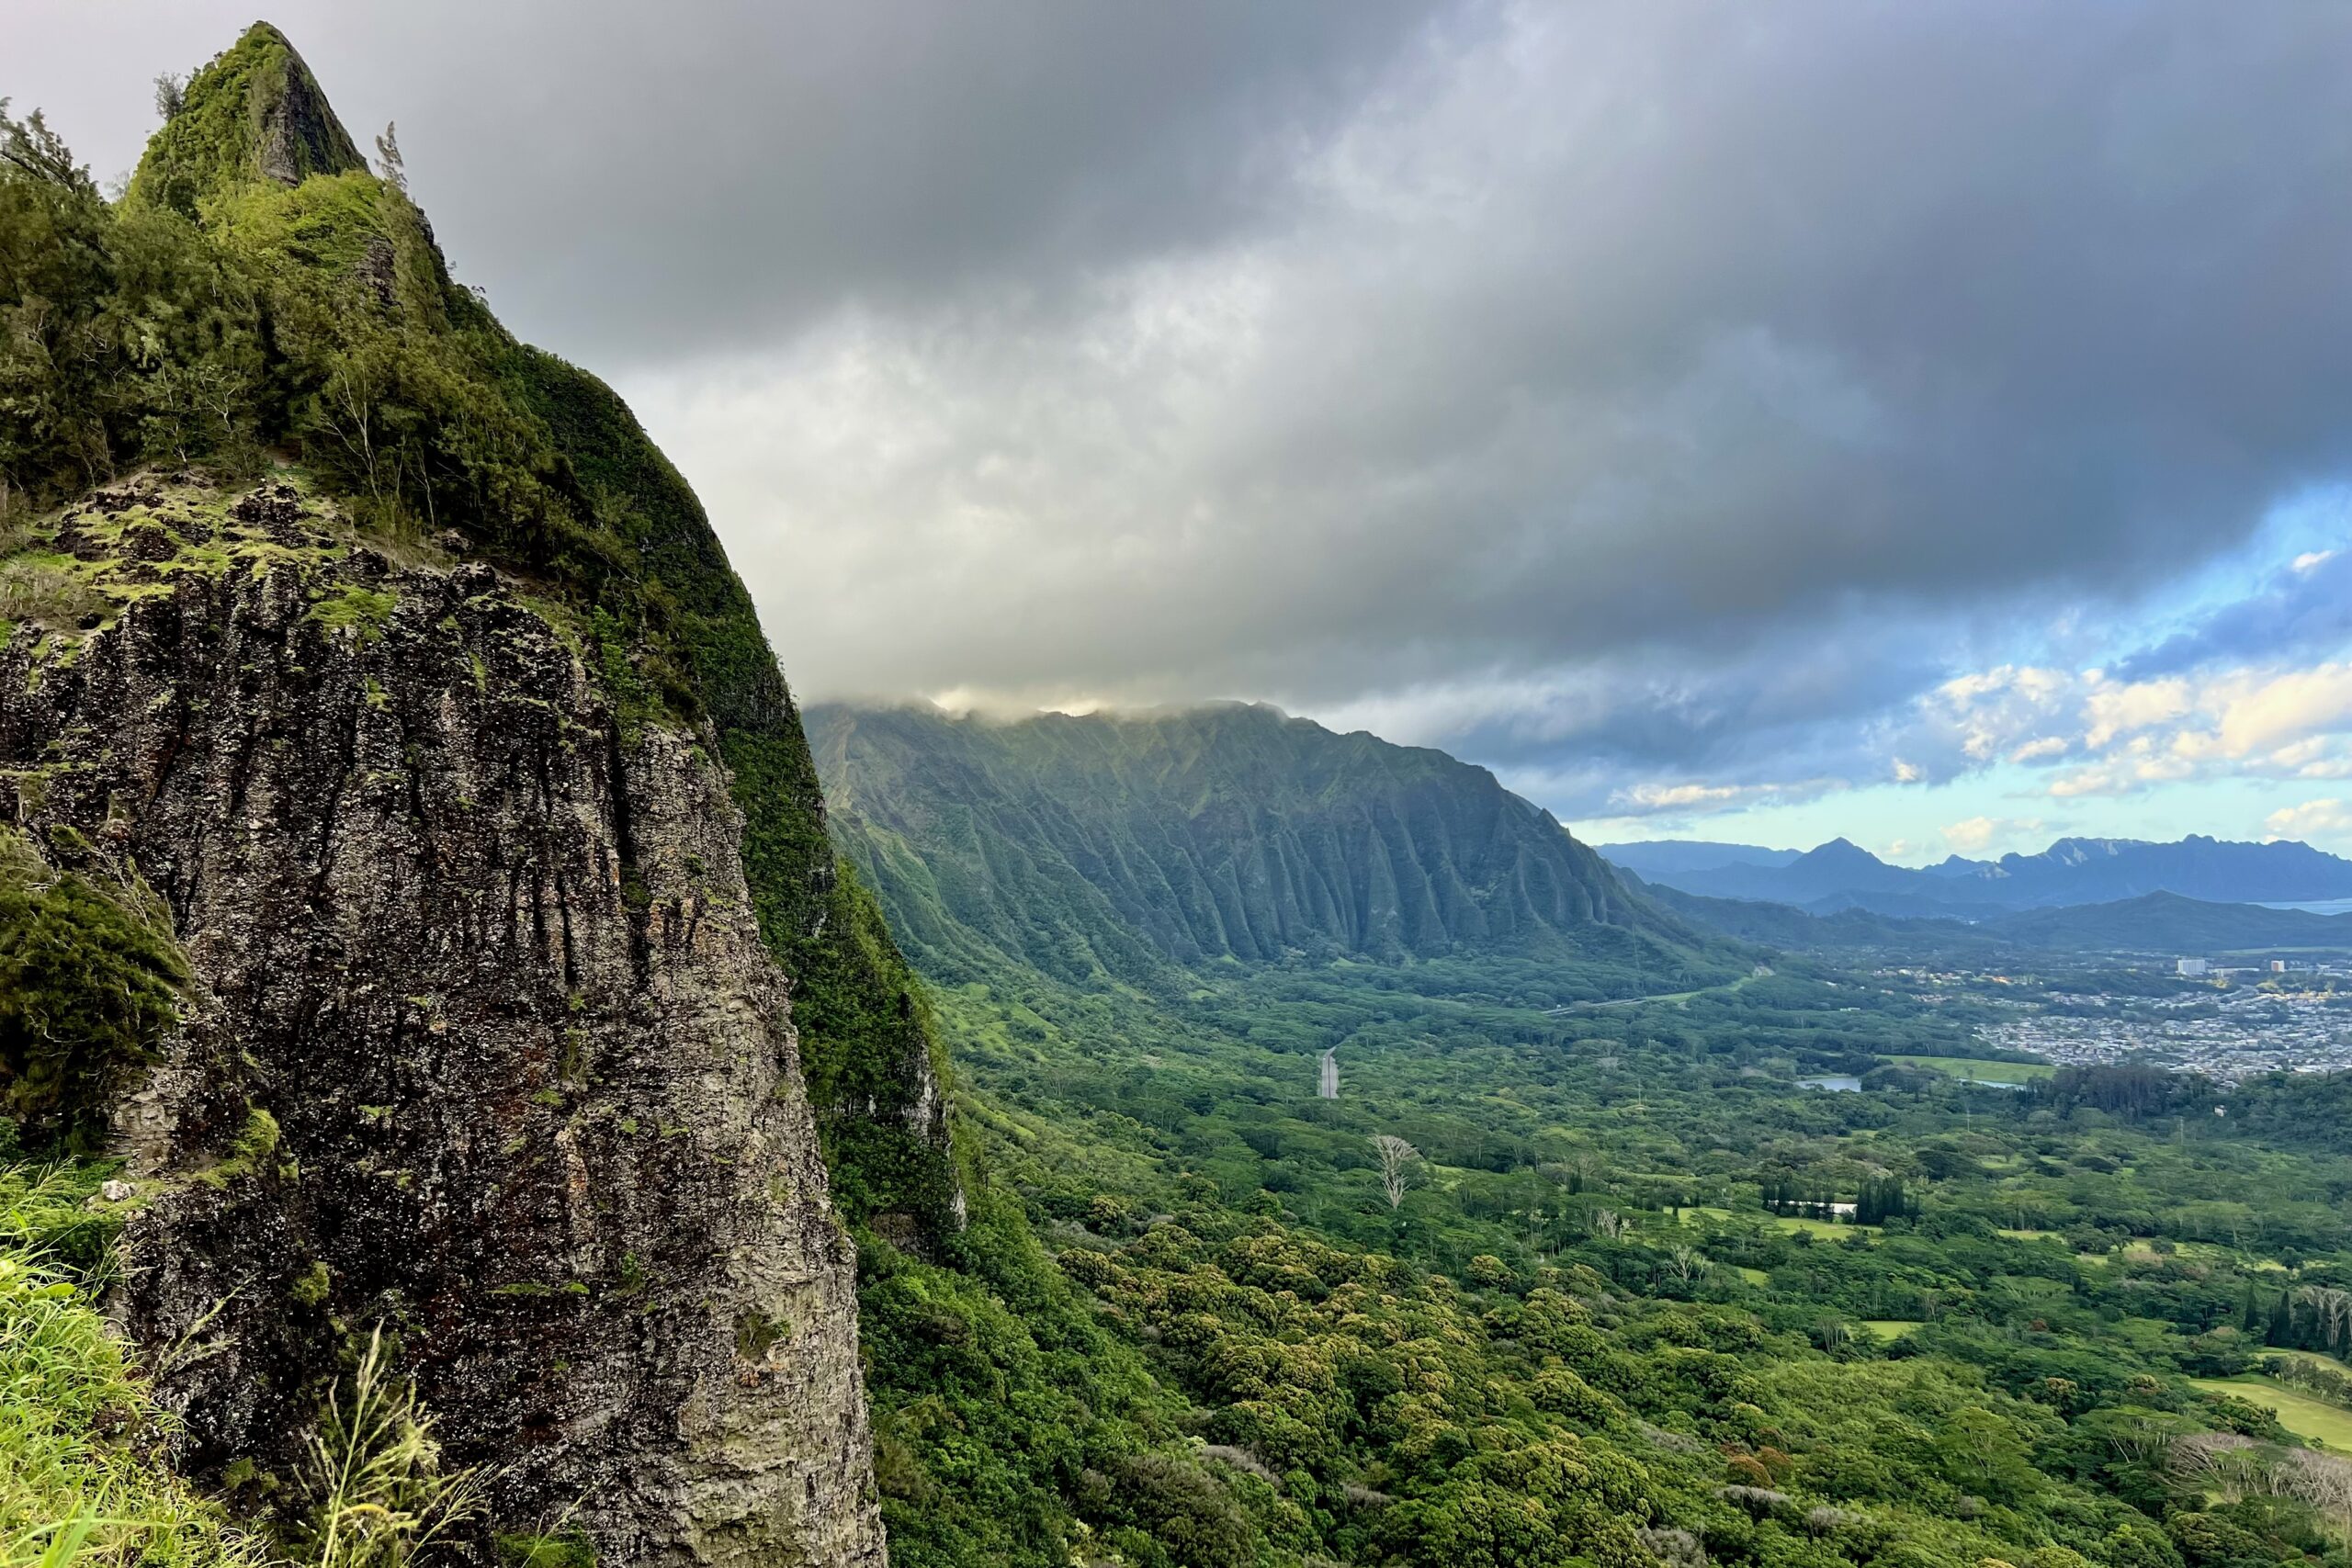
[1,478,882,1564]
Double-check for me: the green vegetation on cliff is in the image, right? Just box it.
[0,831,185,1145]
[1,26,955,1233]
[0,27,1076,1566]
[127,25,364,216]
[499,345,956,1231]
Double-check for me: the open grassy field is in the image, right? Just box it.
[1860,1320,1920,1342]
[1770,1213,1878,1241]
[2117,1239,2288,1270]
[2191,1377,2352,1450]
[1674,1205,1878,1244]
[1888,1055,2054,1084]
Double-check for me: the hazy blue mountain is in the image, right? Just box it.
[1623,832,2352,914]
[1593,840,1802,878]
[1640,874,2352,957]
[1985,890,2352,952]
[1661,838,1933,904]
[1951,835,2352,906]
[1622,875,1997,955]
[806,702,1706,987]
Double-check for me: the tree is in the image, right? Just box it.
[2296,1284,2352,1358]
[1937,1406,2040,1503]
[1371,1134,1419,1210]
[153,73,187,122]
[0,99,95,195]
[374,121,408,194]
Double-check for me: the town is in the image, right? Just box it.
[1973,977,2352,1084]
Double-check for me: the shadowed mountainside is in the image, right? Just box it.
[807,702,1701,988]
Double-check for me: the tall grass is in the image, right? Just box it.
[292,1326,484,1568]
[0,1168,262,1567]
[0,1166,502,1567]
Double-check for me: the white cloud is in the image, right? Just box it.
[1941,815,2044,853]
[1940,817,2000,850]
[1581,774,1849,824]
[2083,675,2191,749]
[1890,651,2352,807]
[1617,782,1754,810]
[2210,663,2352,758]
[2048,766,2126,799]
[2265,798,2352,844]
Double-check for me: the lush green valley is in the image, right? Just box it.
[825,703,2352,1568]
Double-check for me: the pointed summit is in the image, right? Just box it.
[128,22,366,216]
[1800,837,1880,865]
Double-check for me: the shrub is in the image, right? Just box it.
[0,558,106,633]
[0,832,186,1145]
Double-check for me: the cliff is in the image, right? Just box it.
[0,23,967,1562]
[0,478,882,1563]
[806,701,1693,987]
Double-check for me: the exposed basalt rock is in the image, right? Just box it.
[0,482,883,1566]
[506,350,966,1248]
[250,31,364,186]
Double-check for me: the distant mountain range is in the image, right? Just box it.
[805,702,1704,987]
[1630,877,2352,958]
[1600,840,1804,877]
[1600,834,2352,916]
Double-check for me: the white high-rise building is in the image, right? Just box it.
[2177,957,2209,977]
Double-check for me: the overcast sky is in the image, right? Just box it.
[18,2,2352,860]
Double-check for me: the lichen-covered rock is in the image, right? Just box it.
[0,479,884,1566]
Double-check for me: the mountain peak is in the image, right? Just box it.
[129,22,366,216]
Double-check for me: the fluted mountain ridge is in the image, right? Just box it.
[807,701,1692,987]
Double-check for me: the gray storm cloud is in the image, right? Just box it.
[637,5,2352,715]
[16,0,2352,815]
